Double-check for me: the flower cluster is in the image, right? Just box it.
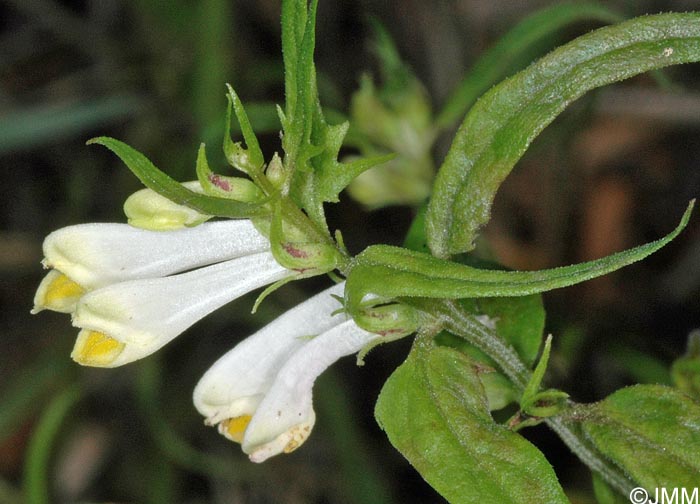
[194,282,379,462]
[33,219,288,367]
[33,198,380,459]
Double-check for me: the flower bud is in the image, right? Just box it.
[346,154,432,209]
[347,75,435,208]
[350,301,420,341]
[271,240,341,274]
[265,152,286,189]
[196,143,265,202]
[124,181,210,230]
[350,75,433,155]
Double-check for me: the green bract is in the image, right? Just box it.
[88,137,268,219]
[346,201,692,316]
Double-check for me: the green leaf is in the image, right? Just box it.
[582,384,700,488]
[671,330,700,400]
[427,13,700,257]
[347,201,692,312]
[436,293,544,412]
[436,293,545,410]
[310,120,395,205]
[474,295,544,368]
[403,208,544,369]
[436,2,622,129]
[592,473,629,504]
[281,0,305,131]
[375,342,569,504]
[23,385,81,504]
[88,137,267,218]
[402,203,430,253]
[225,84,265,171]
[280,0,318,165]
[521,335,553,408]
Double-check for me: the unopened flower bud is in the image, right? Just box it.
[347,74,435,209]
[196,143,265,202]
[265,153,286,189]
[206,174,265,202]
[347,154,432,208]
[272,240,341,274]
[351,301,420,341]
[124,181,210,230]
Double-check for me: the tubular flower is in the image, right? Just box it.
[32,219,290,367]
[194,282,380,462]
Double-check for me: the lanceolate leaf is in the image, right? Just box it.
[436,2,621,129]
[226,84,264,170]
[427,13,700,258]
[347,201,692,311]
[88,137,267,218]
[375,342,568,504]
[581,385,700,488]
[280,0,318,165]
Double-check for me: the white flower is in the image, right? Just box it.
[32,219,290,367]
[193,282,379,462]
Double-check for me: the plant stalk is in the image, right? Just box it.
[433,299,634,496]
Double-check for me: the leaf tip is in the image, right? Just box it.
[85,136,107,146]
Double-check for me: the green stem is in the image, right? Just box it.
[433,299,634,496]
[437,300,529,388]
[23,385,82,504]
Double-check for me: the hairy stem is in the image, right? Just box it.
[433,299,634,496]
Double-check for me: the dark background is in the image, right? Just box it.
[2,1,700,502]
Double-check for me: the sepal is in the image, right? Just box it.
[268,201,342,274]
[196,144,264,202]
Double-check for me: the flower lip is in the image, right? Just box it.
[42,219,270,290]
[32,270,85,314]
[71,329,126,367]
